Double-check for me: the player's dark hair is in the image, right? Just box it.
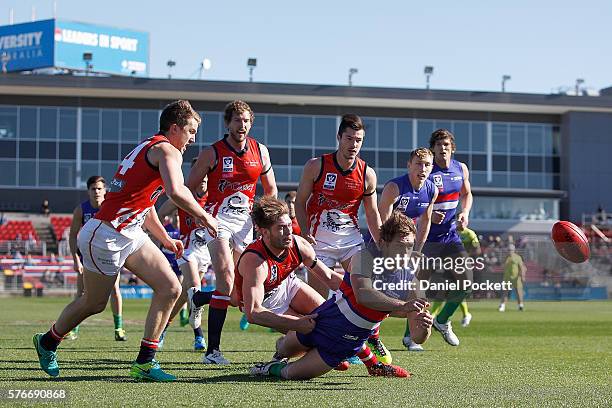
[223,100,255,125]
[252,196,289,229]
[379,211,417,243]
[284,191,297,201]
[159,100,201,134]
[337,113,364,136]
[86,175,105,189]
[429,128,456,151]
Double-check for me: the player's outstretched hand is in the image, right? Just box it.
[302,233,317,246]
[295,313,318,334]
[163,238,184,259]
[403,298,430,313]
[457,211,469,229]
[413,311,434,329]
[198,213,218,239]
[431,211,445,224]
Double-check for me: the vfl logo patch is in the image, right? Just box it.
[433,174,444,191]
[109,178,124,193]
[323,173,337,190]
[397,196,410,211]
[270,264,278,283]
[222,157,233,172]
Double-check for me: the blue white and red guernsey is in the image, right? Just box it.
[296,268,388,367]
[428,159,464,242]
[388,175,437,222]
[80,200,99,226]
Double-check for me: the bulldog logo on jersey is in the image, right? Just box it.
[222,157,233,172]
[397,196,410,211]
[433,174,444,191]
[269,264,278,284]
[323,173,337,190]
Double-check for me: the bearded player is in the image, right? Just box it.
[186,100,277,364]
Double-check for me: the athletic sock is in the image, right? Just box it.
[206,291,230,355]
[430,300,444,316]
[403,320,411,338]
[73,325,80,334]
[193,290,213,307]
[269,362,286,378]
[179,308,188,321]
[357,346,378,367]
[113,314,123,330]
[459,301,469,317]
[193,327,203,337]
[136,338,158,364]
[40,324,64,352]
[437,289,470,324]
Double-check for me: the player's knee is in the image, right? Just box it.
[168,281,182,300]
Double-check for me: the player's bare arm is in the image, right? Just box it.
[68,205,84,273]
[258,143,278,198]
[296,157,320,245]
[363,166,382,244]
[240,253,316,334]
[378,181,400,223]
[143,206,184,259]
[351,250,429,313]
[294,235,343,290]
[415,188,437,252]
[151,143,217,237]
[458,162,472,229]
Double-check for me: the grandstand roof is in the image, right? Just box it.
[2,74,612,115]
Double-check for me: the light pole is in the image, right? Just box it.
[82,52,93,76]
[198,58,211,79]
[502,75,511,92]
[424,66,434,90]
[348,68,358,86]
[575,78,584,96]
[167,59,176,79]
[247,58,257,82]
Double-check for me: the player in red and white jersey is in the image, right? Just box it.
[187,100,277,365]
[296,114,393,364]
[240,197,408,377]
[33,100,218,382]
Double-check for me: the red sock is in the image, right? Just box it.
[358,345,379,367]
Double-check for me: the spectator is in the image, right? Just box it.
[41,199,51,217]
[48,253,57,264]
[42,269,54,285]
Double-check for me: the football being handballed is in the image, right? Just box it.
[551,221,590,263]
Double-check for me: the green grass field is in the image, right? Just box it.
[0,297,610,407]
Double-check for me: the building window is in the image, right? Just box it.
[0,160,17,186]
[39,108,58,140]
[267,115,289,146]
[291,116,313,146]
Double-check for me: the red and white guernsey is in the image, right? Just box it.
[95,134,168,238]
[235,236,303,306]
[306,153,367,249]
[177,192,208,239]
[205,136,264,223]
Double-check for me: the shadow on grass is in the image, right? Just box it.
[182,372,364,390]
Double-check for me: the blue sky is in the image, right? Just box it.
[4,0,611,94]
